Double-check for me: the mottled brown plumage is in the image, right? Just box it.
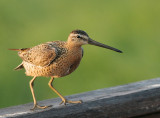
[10,29,122,110]
[16,41,82,78]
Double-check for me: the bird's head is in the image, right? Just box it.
[67,29,122,53]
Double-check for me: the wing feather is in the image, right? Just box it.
[18,43,58,67]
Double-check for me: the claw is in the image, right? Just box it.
[30,104,52,110]
[59,98,82,105]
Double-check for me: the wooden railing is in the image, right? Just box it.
[1,78,160,118]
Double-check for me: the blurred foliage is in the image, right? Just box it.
[0,0,160,108]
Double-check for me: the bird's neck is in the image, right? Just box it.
[65,42,82,56]
[66,40,82,49]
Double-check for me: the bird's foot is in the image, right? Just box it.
[59,98,82,105]
[30,104,52,110]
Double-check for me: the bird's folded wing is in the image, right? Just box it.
[19,43,59,67]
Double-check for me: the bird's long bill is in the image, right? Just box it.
[88,39,122,53]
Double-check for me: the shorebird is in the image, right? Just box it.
[10,29,122,110]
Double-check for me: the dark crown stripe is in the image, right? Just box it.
[71,30,89,36]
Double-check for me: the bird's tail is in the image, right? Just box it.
[14,63,24,70]
[9,48,29,51]
[8,49,21,51]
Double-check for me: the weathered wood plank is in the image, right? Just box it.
[1,78,160,118]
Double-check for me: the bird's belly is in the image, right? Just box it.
[23,56,81,78]
[51,56,82,77]
[23,61,55,77]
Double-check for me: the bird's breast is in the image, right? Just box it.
[55,47,83,77]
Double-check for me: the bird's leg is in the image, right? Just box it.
[48,77,82,105]
[29,76,52,110]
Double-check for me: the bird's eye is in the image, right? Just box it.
[77,35,81,38]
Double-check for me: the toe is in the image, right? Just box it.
[30,104,52,110]
[59,99,83,105]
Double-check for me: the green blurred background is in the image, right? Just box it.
[0,0,160,108]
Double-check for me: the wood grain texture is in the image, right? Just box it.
[1,78,160,118]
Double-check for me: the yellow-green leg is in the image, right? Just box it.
[48,77,82,105]
[29,76,52,110]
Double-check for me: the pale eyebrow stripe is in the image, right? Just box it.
[70,34,79,37]
[70,34,88,39]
